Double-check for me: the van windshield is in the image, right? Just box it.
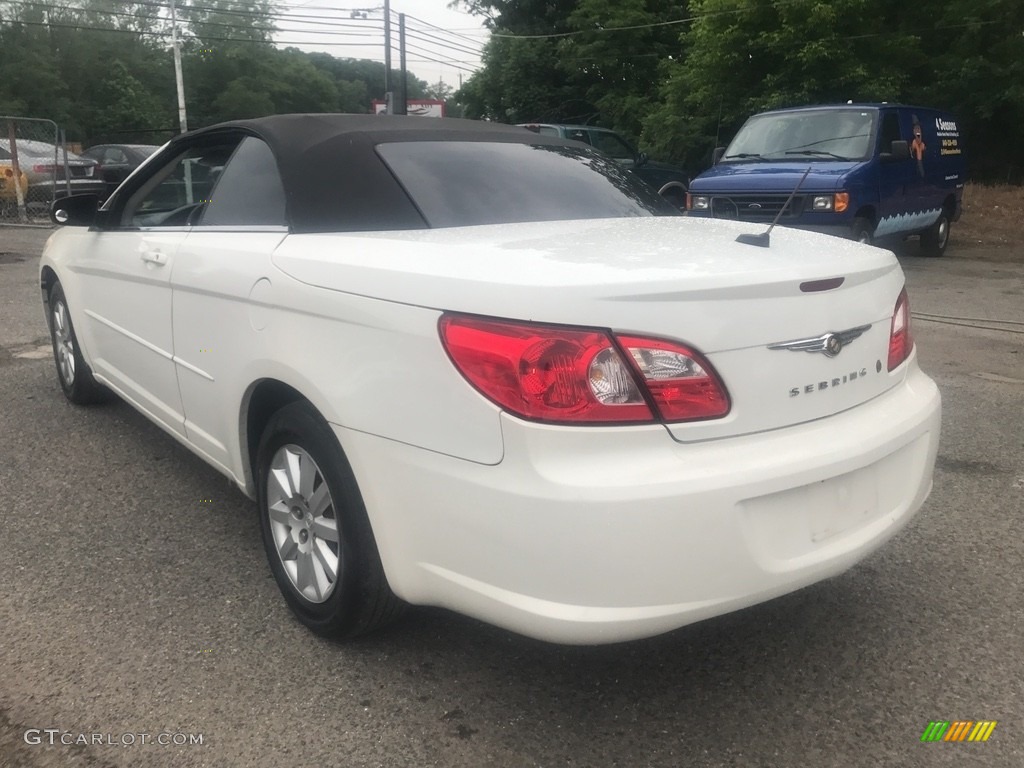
[724,109,877,162]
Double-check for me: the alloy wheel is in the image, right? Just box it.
[52,300,76,385]
[266,444,341,603]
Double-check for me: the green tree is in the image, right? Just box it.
[0,20,73,122]
[425,80,454,101]
[561,0,685,140]
[304,53,428,111]
[213,77,275,118]
[457,0,583,123]
[645,0,922,174]
[912,0,1024,182]
[89,59,167,136]
[184,0,278,45]
[458,0,683,143]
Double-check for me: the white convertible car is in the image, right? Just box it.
[40,115,940,644]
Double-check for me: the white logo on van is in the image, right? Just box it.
[936,117,958,131]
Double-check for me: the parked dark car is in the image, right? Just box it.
[80,144,161,198]
[0,139,105,203]
[518,123,690,207]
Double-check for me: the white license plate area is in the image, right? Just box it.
[807,469,879,543]
[739,437,924,565]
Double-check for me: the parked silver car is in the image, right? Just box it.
[0,139,106,202]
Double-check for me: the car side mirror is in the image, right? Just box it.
[712,146,726,165]
[636,151,649,168]
[882,140,910,162]
[51,193,100,226]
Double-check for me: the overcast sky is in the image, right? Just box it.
[276,0,490,93]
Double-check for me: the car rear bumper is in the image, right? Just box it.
[337,362,941,644]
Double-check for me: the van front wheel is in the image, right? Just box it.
[920,213,950,257]
[851,218,874,245]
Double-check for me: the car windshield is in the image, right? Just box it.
[376,140,678,228]
[724,109,877,162]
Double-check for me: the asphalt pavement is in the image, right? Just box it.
[1,225,1021,768]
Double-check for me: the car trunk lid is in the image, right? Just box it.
[273,216,908,440]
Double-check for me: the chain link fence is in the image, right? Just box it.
[1,116,95,224]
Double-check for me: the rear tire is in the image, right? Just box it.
[256,400,405,639]
[47,282,109,404]
[920,212,950,257]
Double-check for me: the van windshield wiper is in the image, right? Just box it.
[724,152,761,159]
[784,150,852,161]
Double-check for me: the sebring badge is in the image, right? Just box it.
[767,324,871,358]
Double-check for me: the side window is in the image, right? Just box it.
[123,139,241,228]
[197,137,287,227]
[565,129,592,145]
[104,148,128,164]
[588,131,636,162]
[879,112,901,154]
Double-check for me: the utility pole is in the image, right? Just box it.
[169,0,188,132]
[383,0,392,113]
[397,13,407,116]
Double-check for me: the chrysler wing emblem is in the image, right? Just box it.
[767,324,871,357]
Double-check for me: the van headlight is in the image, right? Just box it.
[812,192,849,212]
[689,195,709,211]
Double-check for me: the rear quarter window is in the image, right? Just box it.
[376,141,676,228]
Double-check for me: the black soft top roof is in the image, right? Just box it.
[170,114,575,233]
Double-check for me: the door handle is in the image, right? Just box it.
[141,250,167,266]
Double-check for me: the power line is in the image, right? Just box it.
[401,42,476,74]
[477,0,852,40]
[401,12,486,47]
[473,2,1004,43]
[3,0,388,36]
[399,41,479,64]
[2,2,482,75]
[404,28,482,58]
[4,0,389,26]
[2,16,390,48]
[404,23,483,53]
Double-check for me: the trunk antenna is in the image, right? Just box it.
[735,166,812,248]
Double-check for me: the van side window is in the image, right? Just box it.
[879,113,901,154]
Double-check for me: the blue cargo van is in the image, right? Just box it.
[686,104,965,256]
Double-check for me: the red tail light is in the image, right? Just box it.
[32,164,56,174]
[439,315,730,425]
[617,335,731,421]
[887,288,913,371]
